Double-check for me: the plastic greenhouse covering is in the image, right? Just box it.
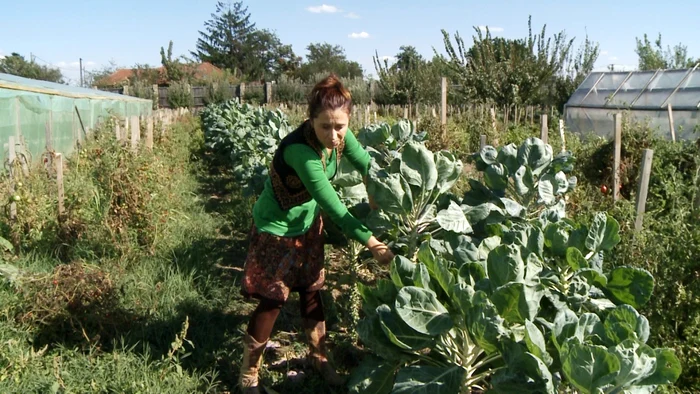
[564,67,700,140]
[0,72,152,165]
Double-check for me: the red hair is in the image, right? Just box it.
[307,74,353,119]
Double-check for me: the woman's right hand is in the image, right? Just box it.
[367,236,395,265]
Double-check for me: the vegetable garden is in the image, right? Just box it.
[0,97,698,393]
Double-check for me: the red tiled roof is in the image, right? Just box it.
[99,62,222,86]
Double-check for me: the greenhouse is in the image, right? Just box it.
[0,73,152,164]
[564,66,700,140]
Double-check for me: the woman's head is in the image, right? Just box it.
[308,74,352,150]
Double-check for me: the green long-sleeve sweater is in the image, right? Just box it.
[252,129,373,244]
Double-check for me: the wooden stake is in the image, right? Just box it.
[480,134,487,151]
[146,115,154,150]
[613,114,622,202]
[559,119,566,152]
[55,153,65,217]
[130,116,140,151]
[440,77,447,126]
[540,114,548,145]
[635,149,654,231]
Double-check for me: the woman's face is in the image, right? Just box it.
[311,108,349,150]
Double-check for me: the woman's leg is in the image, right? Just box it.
[240,297,284,393]
[299,290,344,385]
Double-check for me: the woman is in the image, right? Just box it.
[238,74,394,393]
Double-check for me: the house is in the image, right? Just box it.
[97,62,223,87]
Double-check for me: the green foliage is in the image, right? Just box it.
[438,16,599,110]
[295,43,364,82]
[167,81,194,108]
[0,52,64,83]
[373,46,442,106]
[192,1,299,81]
[200,98,293,196]
[346,127,680,392]
[160,41,193,83]
[635,33,698,71]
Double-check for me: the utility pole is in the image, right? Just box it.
[80,58,83,87]
[30,52,35,63]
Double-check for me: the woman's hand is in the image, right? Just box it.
[366,236,395,265]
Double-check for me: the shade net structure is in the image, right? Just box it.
[0,72,152,166]
[564,66,700,140]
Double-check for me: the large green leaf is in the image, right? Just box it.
[561,342,621,394]
[485,163,509,191]
[517,137,553,175]
[586,213,621,253]
[367,169,408,215]
[566,247,589,271]
[359,123,392,147]
[638,348,682,386]
[411,263,431,290]
[605,267,654,309]
[497,143,520,175]
[357,314,409,361]
[524,320,553,366]
[480,145,499,165]
[435,151,463,194]
[395,286,453,336]
[391,256,418,288]
[418,243,455,296]
[392,365,464,394]
[514,165,535,196]
[487,244,525,288]
[610,340,657,389]
[491,344,555,394]
[347,355,398,394]
[491,282,541,324]
[603,304,650,345]
[538,173,557,205]
[400,141,437,193]
[436,201,472,234]
[377,304,434,351]
[391,119,414,142]
[467,291,509,354]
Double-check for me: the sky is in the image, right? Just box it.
[2,0,699,86]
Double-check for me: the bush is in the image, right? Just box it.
[167,81,193,108]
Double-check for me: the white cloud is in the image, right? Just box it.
[307,4,341,13]
[610,56,618,61]
[345,12,360,18]
[600,50,609,56]
[349,31,370,39]
[477,25,504,33]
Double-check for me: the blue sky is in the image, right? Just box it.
[2,0,699,85]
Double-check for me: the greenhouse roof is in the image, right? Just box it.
[566,66,700,110]
[0,72,150,102]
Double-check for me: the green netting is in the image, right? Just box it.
[1,72,152,166]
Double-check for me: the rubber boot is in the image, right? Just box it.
[303,319,345,386]
[239,333,267,394]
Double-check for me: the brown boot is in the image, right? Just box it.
[303,319,345,386]
[239,333,267,394]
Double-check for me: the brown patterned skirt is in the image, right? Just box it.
[241,215,325,303]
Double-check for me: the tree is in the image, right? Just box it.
[0,52,64,83]
[85,59,120,88]
[635,33,698,70]
[161,41,193,83]
[246,29,301,81]
[297,42,363,81]
[192,1,256,74]
[437,16,598,110]
[373,46,438,106]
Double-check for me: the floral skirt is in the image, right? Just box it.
[241,215,325,303]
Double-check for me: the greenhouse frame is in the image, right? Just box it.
[0,73,153,165]
[564,66,700,140]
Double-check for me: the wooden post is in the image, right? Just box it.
[540,114,548,144]
[238,83,246,101]
[130,116,140,151]
[490,107,497,133]
[373,111,377,123]
[613,113,623,202]
[559,119,566,152]
[123,85,130,96]
[480,135,487,151]
[403,107,408,119]
[8,137,16,220]
[153,84,159,109]
[440,77,447,126]
[667,104,676,142]
[146,115,154,150]
[115,120,121,141]
[635,149,654,231]
[264,82,273,104]
[55,153,65,217]
[432,107,437,118]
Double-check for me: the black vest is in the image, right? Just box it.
[269,120,346,210]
